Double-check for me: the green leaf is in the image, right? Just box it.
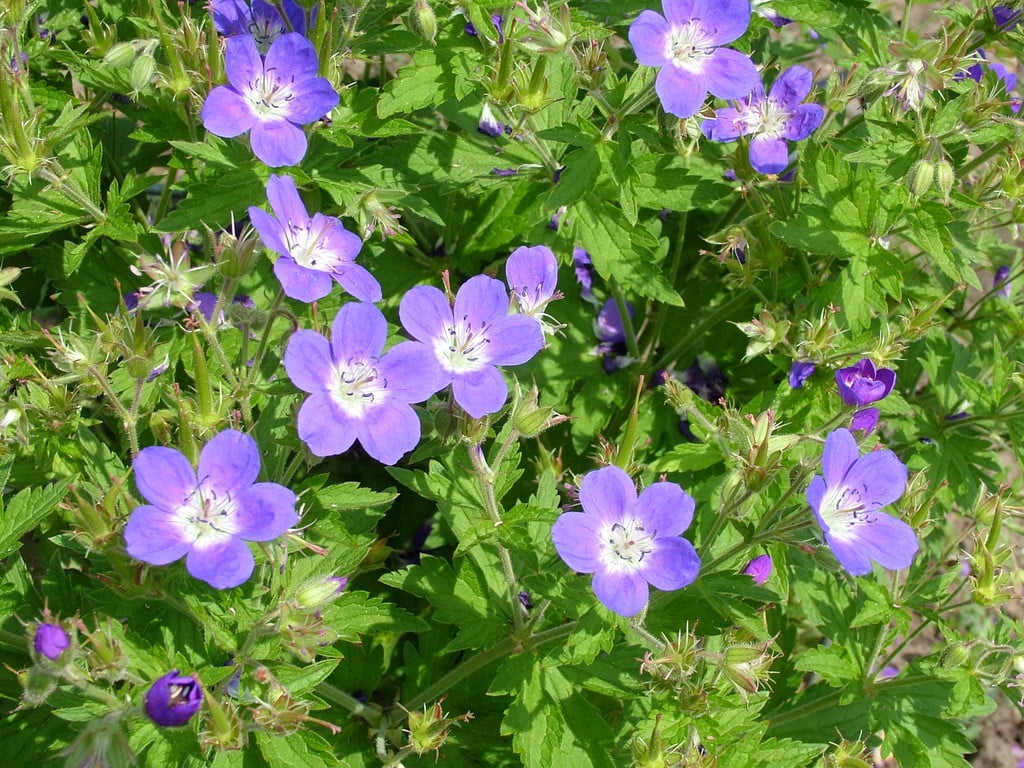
[256,731,337,768]
[325,592,429,642]
[0,482,67,560]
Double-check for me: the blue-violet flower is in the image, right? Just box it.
[807,428,918,575]
[788,360,816,388]
[145,670,203,727]
[743,554,772,585]
[505,245,560,323]
[835,358,896,406]
[211,0,307,51]
[33,622,70,661]
[552,465,701,616]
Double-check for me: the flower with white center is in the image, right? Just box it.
[807,428,918,576]
[284,302,443,464]
[124,430,298,589]
[702,65,825,174]
[505,244,562,333]
[552,465,701,617]
[628,0,760,119]
[200,33,338,167]
[399,275,545,418]
[249,174,380,303]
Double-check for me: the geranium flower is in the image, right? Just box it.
[702,65,824,174]
[849,407,879,434]
[995,264,1012,298]
[788,360,816,388]
[211,0,307,52]
[200,33,338,167]
[505,245,560,323]
[743,554,772,585]
[124,430,298,589]
[249,175,380,303]
[283,301,442,464]
[144,670,203,727]
[807,428,918,575]
[835,358,896,406]
[595,298,634,373]
[552,465,701,616]
[33,622,70,661]
[627,0,759,119]
[398,275,545,418]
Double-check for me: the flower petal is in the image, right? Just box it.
[330,301,387,361]
[628,10,671,67]
[274,256,333,302]
[655,65,708,118]
[248,206,288,256]
[821,428,858,489]
[807,475,827,515]
[643,537,701,591]
[186,538,255,588]
[198,430,261,497]
[704,47,760,100]
[824,530,873,575]
[399,285,451,344]
[661,0,698,26]
[482,314,544,366]
[782,103,825,141]
[841,450,907,509]
[266,174,309,224]
[284,329,333,393]
[297,393,357,457]
[454,275,510,326]
[579,465,637,526]
[134,446,197,509]
[201,87,256,138]
[694,0,751,45]
[124,506,191,565]
[264,32,319,82]
[232,482,298,540]
[769,65,813,107]
[379,341,446,403]
[506,245,558,304]
[282,77,339,124]
[749,135,789,174]
[335,262,383,303]
[701,108,746,142]
[637,482,695,536]
[356,401,422,465]
[593,568,648,616]
[551,512,604,573]
[250,119,307,168]
[452,366,508,418]
[224,34,263,90]
[851,512,919,572]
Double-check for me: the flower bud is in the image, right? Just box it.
[60,720,136,768]
[721,641,776,700]
[294,576,349,611]
[144,670,203,727]
[510,381,566,438]
[129,53,156,94]
[938,643,971,671]
[19,666,58,707]
[934,158,955,200]
[406,699,472,757]
[33,622,70,661]
[201,687,245,750]
[102,42,136,69]
[742,554,772,585]
[409,0,438,45]
[907,159,934,197]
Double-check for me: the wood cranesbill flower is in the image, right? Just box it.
[33,622,70,661]
[505,245,560,325]
[807,428,918,575]
[835,358,896,407]
[124,430,298,589]
[627,0,760,119]
[249,174,380,303]
[702,65,825,174]
[211,0,307,52]
[743,554,772,585]
[399,275,544,418]
[200,33,338,167]
[284,301,443,464]
[552,465,701,617]
[144,670,202,727]
[788,360,816,388]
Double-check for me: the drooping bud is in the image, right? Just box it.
[33,622,71,661]
[409,0,438,45]
[907,159,935,197]
[129,52,156,94]
[742,554,772,586]
[934,158,955,200]
[144,670,203,727]
[102,42,137,69]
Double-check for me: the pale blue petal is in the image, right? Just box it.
[124,506,191,565]
[379,341,446,403]
[628,10,671,67]
[297,393,357,457]
[637,482,694,535]
[643,537,701,591]
[579,466,636,526]
[454,275,510,327]
[593,568,648,616]
[232,483,298,540]
[186,538,255,588]
[198,429,260,497]
[134,446,196,509]
[356,401,421,465]
[250,119,307,168]
[274,256,333,302]
[841,450,907,509]
[264,33,319,82]
[655,65,707,118]
[483,314,544,366]
[704,48,760,100]
[330,301,387,361]
[201,86,256,138]
[749,135,789,174]
[693,0,751,45]
[452,366,507,418]
[284,329,333,393]
[399,285,451,344]
[821,428,858,489]
[551,512,603,573]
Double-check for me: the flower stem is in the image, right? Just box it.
[609,277,641,361]
[653,291,751,372]
[315,682,382,728]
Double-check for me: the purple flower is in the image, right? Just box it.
[678,355,726,403]
[33,622,70,660]
[743,554,772,585]
[702,65,825,174]
[807,428,918,575]
[200,33,338,167]
[465,14,504,42]
[478,103,509,137]
[994,5,1022,30]
[995,265,1012,297]
[249,175,380,303]
[399,276,545,418]
[552,465,701,616]
[187,292,255,326]
[850,407,880,434]
[145,670,203,727]
[506,245,559,319]
[284,302,442,464]
[211,0,307,51]
[595,298,634,372]
[789,360,816,388]
[835,358,896,407]
[627,0,759,119]
[572,247,596,302]
[124,430,299,589]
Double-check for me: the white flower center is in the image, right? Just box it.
[330,358,387,416]
[283,219,341,271]
[435,317,491,374]
[246,69,295,120]
[665,23,713,71]
[743,97,790,138]
[600,518,656,573]
[178,483,239,549]
[819,485,876,542]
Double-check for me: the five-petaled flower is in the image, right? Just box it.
[145,670,203,727]
[399,275,545,418]
[702,65,824,174]
[807,428,918,575]
[505,245,560,325]
[835,358,896,407]
[200,33,338,167]
[628,0,760,119]
[124,430,299,589]
[552,465,701,616]
[249,175,380,303]
[211,0,307,52]
[284,301,443,464]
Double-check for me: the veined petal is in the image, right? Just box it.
[454,275,510,326]
[134,446,197,509]
[452,366,507,418]
[224,34,262,89]
[266,175,309,225]
[825,531,873,575]
[185,538,255,589]
[841,450,907,509]
[335,263,383,303]
[483,314,544,366]
[704,48,760,100]
[124,506,191,565]
[282,78,339,124]
[628,10,671,67]
[379,341,446,403]
[852,512,919,571]
[274,256,333,302]
[200,87,256,138]
[232,483,298,541]
[264,32,319,82]
[198,429,261,496]
[316,216,362,264]
[551,512,604,573]
[250,120,307,168]
[297,393,358,457]
[579,465,637,526]
[593,568,648,616]
[748,135,789,174]
[693,0,751,45]
[284,329,333,393]
[506,246,558,303]
[399,285,452,344]
[661,0,698,26]
[637,482,695,535]
[248,206,289,256]
[356,401,421,465]
[782,103,825,141]
[807,475,827,516]
[821,428,858,489]
[330,301,387,361]
[655,65,707,118]
[643,537,701,591]
[701,108,746,142]
[769,65,813,107]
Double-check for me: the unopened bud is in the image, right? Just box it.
[908,159,934,197]
[406,699,472,757]
[409,0,438,45]
[129,54,156,94]
[102,42,136,69]
[934,158,955,199]
[294,576,349,611]
[20,666,58,707]
[721,640,776,700]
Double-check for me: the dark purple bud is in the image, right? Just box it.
[33,622,70,660]
[834,358,896,406]
[850,407,880,434]
[946,411,969,421]
[788,361,816,389]
[572,248,595,302]
[464,21,478,36]
[994,5,1022,30]
[552,166,564,185]
[679,355,726,403]
[678,417,700,443]
[995,265,1012,297]
[491,167,518,177]
[518,591,533,611]
[144,670,203,727]
[743,554,772,585]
